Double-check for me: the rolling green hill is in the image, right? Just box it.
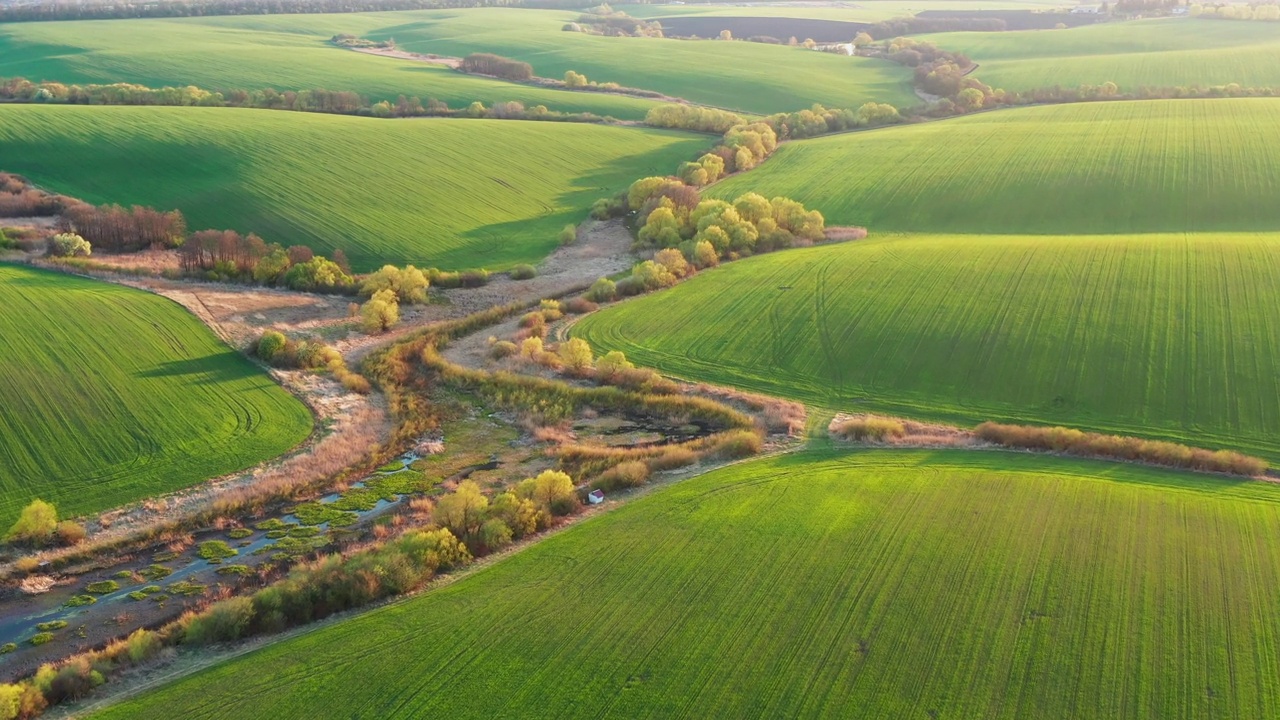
[575,233,1280,460]
[0,8,916,115]
[707,99,1280,235]
[93,449,1280,718]
[0,105,707,271]
[0,264,311,526]
[0,14,660,120]
[931,19,1280,93]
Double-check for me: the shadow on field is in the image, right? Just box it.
[136,352,262,383]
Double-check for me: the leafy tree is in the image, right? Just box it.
[559,338,595,373]
[479,518,513,552]
[252,246,291,285]
[595,350,633,379]
[632,260,678,291]
[7,499,57,545]
[585,277,617,302]
[360,289,400,333]
[434,480,489,542]
[638,206,682,248]
[653,248,691,278]
[854,31,874,45]
[564,70,589,88]
[733,192,773,224]
[691,239,719,268]
[361,265,428,304]
[283,257,352,292]
[255,331,287,362]
[517,470,577,515]
[48,232,90,257]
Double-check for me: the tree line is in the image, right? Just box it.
[0,76,615,124]
[643,101,901,140]
[0,0,518,23]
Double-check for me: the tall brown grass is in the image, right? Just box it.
[974,422,1268,477]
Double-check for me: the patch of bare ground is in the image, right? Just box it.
[343,218,635,364]
[78,248,181,274]
[348,46,462,68]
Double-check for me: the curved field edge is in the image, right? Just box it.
[573,233,1280,461]
[0,264,313,526]
[0,105,709,271]
[0,9,916,116]
[707,99,1280,236]
[92,448,1280,718]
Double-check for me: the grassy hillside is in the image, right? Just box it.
[0,14,659,120]
[94,449,1280,718]
[0,265,311,526]
[931,19,1280,92]
[575,233,1280,460]
[0,9,916,115]
[620,0,1065,22]
[708,99,1280,235]
[0,105,706,271]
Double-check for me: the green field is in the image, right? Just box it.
[620,0,1065,22]
[0,265,311,526]
[576,233,1280,460]
[0,9,916,115]
[0,14,660,120]
[709,99,1280,235]
[931,19,1280,92]
[94,449,1280,718]
[0,105,707,271]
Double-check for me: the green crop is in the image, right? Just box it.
[576,233,1280,460]
[0,105,706,271]
[93,449,1280,718]
[0,265,311,526]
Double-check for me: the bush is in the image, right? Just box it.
[198,540,238,563]
[594,460,650,490]
[517,470,578,516]
[585,277,616,303]
[459,53,534,82]
[47,232,90,257]
[509,264,537,280]
[360,265,428,304]
[559,338,595,374]
[6,499,57,545]
[490,340,519,359]
[55,520,86,546]
[255,330,287,362]
[45,658,102,704]
[126,629,161,664]
[85,580,119,594]
[29,633,54,646]
[564,297,598,314]
[361,288,400,333]
[459,269,490,288]
[559,224,577,245]
[832,416,906,442]
[709,429,763,459]
[184,596,255,645]
[649,445,698,471]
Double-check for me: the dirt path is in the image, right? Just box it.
[349,46,462,68]
[341,218,635,365]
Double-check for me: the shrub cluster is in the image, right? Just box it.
[59,202,186,251]
[0,173,62,217]
[458,53,534,82]
[974,422,1269,477]
[831,416,907,442]
[255,331,370,393]
[180,230,354,291]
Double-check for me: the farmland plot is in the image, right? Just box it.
[930,19,1280,93]
[0,265,311,526]
[0,105,707,271]
[93,449,1280,718]
[0,15,660,120]
[0,9,916,116]
[575,233,1280,460]
[708,99,1280,235]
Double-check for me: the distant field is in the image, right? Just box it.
[0,9,916,115]
[0,105,706,271]
[619,1,1066,22]
[94,449,1280,718]
[931,19,1280,92]
[0,265,311,526]
[576,233,1280,460]
[361,8,916,114]
[709,99,1280,235]
[0,14,659,120]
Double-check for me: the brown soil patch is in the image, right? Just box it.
[350,46,462,69]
